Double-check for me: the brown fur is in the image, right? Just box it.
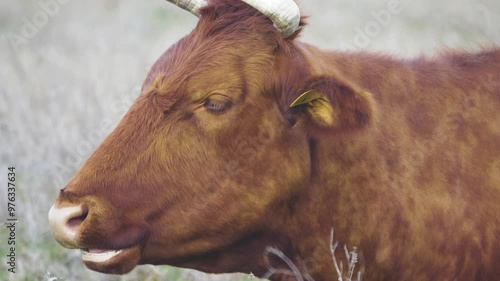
[51,0,500,280]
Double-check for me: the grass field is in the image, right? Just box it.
[1,0,499,280]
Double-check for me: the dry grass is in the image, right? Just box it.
[0,0,499,280]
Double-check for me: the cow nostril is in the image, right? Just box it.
[49,204,89,248]
[64,205,89,230]
[67,212,88,229]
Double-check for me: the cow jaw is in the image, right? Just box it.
[81,245,142,274]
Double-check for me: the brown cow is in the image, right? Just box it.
[48,0,500,280]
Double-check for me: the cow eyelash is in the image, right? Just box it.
[203,97,232,114]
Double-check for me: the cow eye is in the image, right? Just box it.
[203,97,232,114]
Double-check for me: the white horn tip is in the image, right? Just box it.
[166,0,208,17]
[276,3,301,38]
[241,0,301,38]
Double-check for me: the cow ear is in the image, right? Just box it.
[289,76,375,134]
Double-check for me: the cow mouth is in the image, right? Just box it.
[82,249,124,263]
[81,245,142,274]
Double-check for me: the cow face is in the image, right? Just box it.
[48,0,375,276]
[48,2,312,275]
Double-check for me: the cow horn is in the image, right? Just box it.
[240,0,300,38]
[165,0,208,17]
[165,0,300,38]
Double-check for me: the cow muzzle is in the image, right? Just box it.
[48,204,127,263]
[48,204,88,249]
[48,204,143,273]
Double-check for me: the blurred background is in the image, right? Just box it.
[0,0,499,280]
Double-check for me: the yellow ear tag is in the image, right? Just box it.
[289,90,325,107]
[290,90,335,126]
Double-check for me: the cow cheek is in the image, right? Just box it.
[231,136,310,214]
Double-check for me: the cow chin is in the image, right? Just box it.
[82,244,142,274]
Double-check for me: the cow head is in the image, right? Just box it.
[48,0,375,277]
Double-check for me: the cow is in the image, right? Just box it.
[48,0,500,280]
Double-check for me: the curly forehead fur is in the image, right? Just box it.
[142,0,306,112]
